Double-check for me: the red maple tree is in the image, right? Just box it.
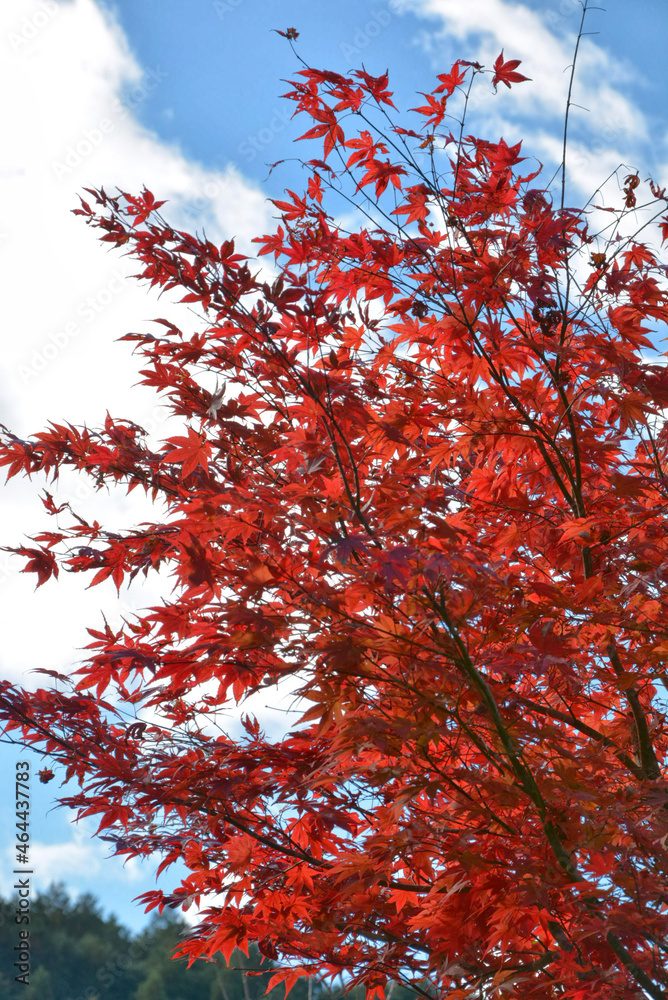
[2,31,668,1000]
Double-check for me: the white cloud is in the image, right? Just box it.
[0,0,272,434]
[392,0,648,196]
[0,0,278,689]
[0,6,297,931]
[0,816,147,898]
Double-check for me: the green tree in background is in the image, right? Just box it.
[0,884,416,1000]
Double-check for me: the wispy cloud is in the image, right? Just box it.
[392,0,648,197]
[0,0,272,434]
[0,0,278,689]
[0,817,147,897]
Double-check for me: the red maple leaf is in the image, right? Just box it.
[0,34,667,1000]
[163,427,211,478]
[11,545,59,588]
[275,27,299,40]
[434,61,467,97]
[491,50,531,90]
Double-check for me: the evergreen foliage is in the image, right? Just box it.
[0,884,413,1000]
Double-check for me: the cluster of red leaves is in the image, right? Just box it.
[2,53,668,1000]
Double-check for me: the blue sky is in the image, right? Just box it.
[1,0,667,936]
[107,0,668,189]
